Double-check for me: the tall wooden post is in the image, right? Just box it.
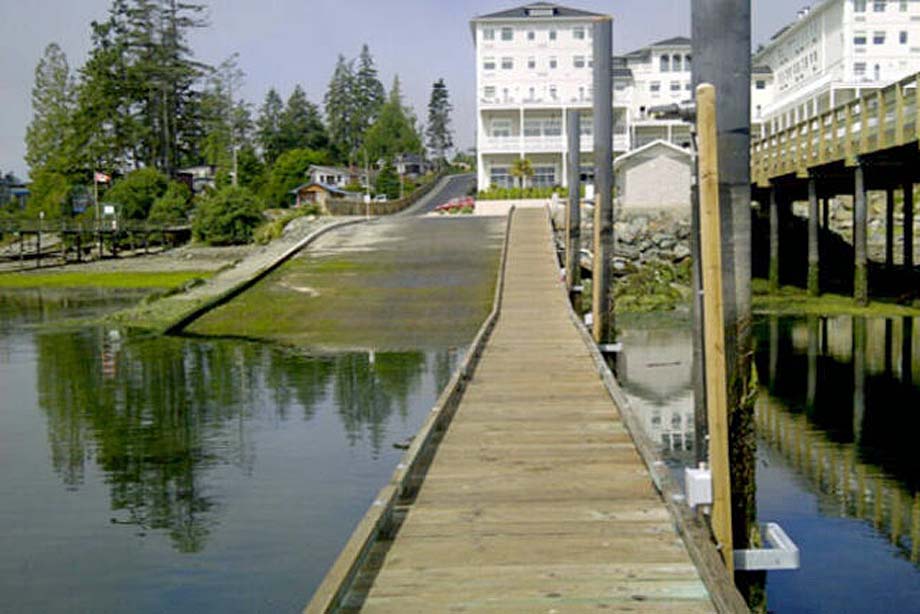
[592,16,614,345]
[808,178,820,296]
[885,187,895,268]
[565,109,581,297]
[904,182,914,271]
[769,187,780,292]
[696,83,733,572]
[854,165,869,305]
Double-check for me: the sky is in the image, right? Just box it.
[1,0,810,178]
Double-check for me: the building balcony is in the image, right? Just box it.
[479,134,631,154]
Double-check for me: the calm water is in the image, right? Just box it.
[618,314,920,614]
[0,292,461,613]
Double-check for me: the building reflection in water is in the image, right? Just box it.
[757,314,920,565]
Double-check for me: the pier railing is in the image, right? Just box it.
[751,72,920,186]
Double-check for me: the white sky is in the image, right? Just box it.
[0,0,809,178]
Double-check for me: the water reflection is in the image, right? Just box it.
[31,327,457,553]
[617,326,696,467]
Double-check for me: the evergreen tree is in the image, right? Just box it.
[25,43,76,173]
[256,88,284,164]
[374,158,400,199]
[425,79,453,168]
[363,76,423,163]
[278,85,328,153]
[324,55,359,163]
[353,44,385,138]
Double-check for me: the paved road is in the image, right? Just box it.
[401,173,476,215]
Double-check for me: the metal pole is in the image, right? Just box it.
[565,109,581,296]
[854,164,868,305]
[808,177,820,296]
[592,16,614,345]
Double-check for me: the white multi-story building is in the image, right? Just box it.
[470,3,697,191]
[471,3,620,190]
[754,0,920,136]
[472,1,920,192]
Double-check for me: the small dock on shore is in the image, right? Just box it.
[307,208,742,613]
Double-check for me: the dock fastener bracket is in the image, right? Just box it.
[734,522,800,571]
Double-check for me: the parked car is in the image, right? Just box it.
[373,194,388,202]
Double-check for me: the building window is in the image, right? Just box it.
[549,57,558,69]
[501,57,513,69]
[573,26,585,40]
[544,119,562,136]
[855,0,866,11]
[580,120,593,136]
[901,0,908,10]
[549,30,557,41]
[483,57,496,70]
[527,30,535,40]
[875,63,881,80]
[501,27,513,41]
[578,86,585,100]
[483,86,495,99]
[685,82,692,91]
[527,87,536,101]
[490,166,512,188]
[873,0,885,11]
[660,55,670,72]
[756,80,766,89]
[901,30,909,43]
[533,166,557,187]
[671,81,681,91]
[650,81,661,93]
[491,119,512,138]
[685,54,692,70]
[854,61,867,77]
[528,57,536,69]
[672,54,682,71]
[549,85,558,99]
[873,30,886,44]
[524,119,541,137]
[854,31,867,45]
[483,28,495,40]
[574,55,586,68]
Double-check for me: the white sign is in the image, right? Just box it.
[103,205,116,216]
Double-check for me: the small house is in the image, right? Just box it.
[176,165,217,193]
[393,153,430,178]
[613,140,692,212]
[307,165,371,190]
[290,182,348,209]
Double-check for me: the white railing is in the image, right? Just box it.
[479,134,631,153]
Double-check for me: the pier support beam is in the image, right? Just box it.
[904,182,914,272]
[565,109,581,298]
[808,178,820,296]
[591,16,614,345]
[886,187,895,268]
[769,187,780,292]
[903,316,914,387]
[822,197,830,232]
[854,165,869,306]
[853,317,867,443]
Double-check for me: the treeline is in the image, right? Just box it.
[13,0,454,242]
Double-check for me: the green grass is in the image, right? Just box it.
[0,270,212,290]
[752,278,920,317]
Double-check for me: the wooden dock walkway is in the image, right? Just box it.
[308,208,723,613]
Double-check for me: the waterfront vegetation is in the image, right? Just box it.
[0,270,210,290]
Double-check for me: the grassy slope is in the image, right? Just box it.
[0,270,211,290]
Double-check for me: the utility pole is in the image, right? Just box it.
[591,15,614,345]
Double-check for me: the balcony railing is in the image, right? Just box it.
[479,134,631,153]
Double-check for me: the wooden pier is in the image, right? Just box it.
[307,208,743,613]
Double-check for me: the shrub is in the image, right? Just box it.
[148,181,192,225]
[103,167,169,220]
[375,159,400,200]
[476,185,569,201]
[192,186,265,245]
[253,204,322,245]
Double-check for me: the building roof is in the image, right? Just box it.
[752,65,773,75]
[290,182,347,196]
[754,0,835,62]
[307,164,363,177]
[473,2,605,20]
[613,139,691,170]
[621,35,691,60]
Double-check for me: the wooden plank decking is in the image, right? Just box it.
[343,208,717,612]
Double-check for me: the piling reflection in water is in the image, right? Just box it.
[32,327,457,553]
[756,315,920,564]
